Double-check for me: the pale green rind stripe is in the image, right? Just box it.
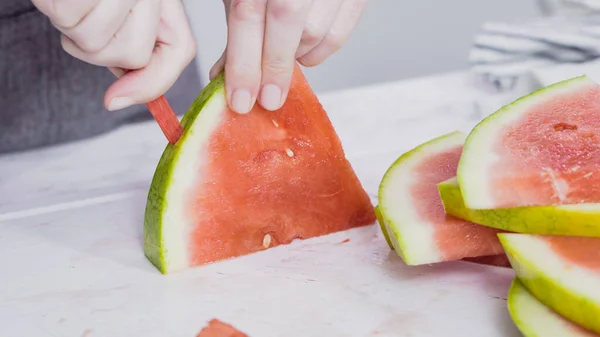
[500,234,600,334]
[508,279,595,337]
[438,177,600,237]
[374,205,394,250]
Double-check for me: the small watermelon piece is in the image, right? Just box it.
[457,75,600,209]
[499,233,600,334]
[508,279,598,337]
[144,64,376,274]
[438,177,600,237]
[377,131,505,265]
[196,319,249,337]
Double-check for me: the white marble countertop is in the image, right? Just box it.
[0,71,534,337]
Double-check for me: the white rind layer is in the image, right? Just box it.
[457,76,597,209]
[501,234,600,303]
[161,89,227,273]
[509,279,596,337]
[378,131,467,264]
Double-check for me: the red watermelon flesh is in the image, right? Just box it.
[196,319,249,337]
[144,64,376,273]
[547,236,600,272]
[411,144,505,261]
[458,76,600,209]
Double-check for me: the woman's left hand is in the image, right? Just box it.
[210,0,369,114]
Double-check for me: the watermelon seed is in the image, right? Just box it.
[263,234,272,248]
[553,123,578,131]
[585,172,593,178]
[286,148,294,157]
[272,120,279,127]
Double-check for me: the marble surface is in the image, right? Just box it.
[0,71,533,337]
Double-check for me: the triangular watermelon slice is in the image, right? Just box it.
[500,233,600,334]
[458,75,600,209]
[377,131,505,265]
[196,319,249,337]
[508,279,598,337]
[144,64,376,274]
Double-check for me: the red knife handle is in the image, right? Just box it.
[144,95,183,145]
[115,68,183,145]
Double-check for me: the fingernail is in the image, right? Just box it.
[108,97,135,111]
[231,89,252,114]
[260,84,282,111]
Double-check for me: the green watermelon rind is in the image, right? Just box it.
[508,278,544,337]
[377,131,467,265]
[508,278,595,337]
[437,177,600,237]
[500,233,600,334]
[457,75,595,209]
[144,73,226,274]
[374,205,394,250]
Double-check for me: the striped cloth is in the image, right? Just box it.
[469,8,600,91]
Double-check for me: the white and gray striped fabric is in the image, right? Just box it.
[470,2,600,91]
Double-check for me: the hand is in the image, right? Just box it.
[210,0,369,114]
[32,0,197,111]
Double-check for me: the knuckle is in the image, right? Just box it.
[68,31,109,53]
[323,33,346,51]
[126,52,152,69]
[48,2,81,28]
[263,59,291,76]
[228,62,260,80]
[301,24,326,46]
[297,53,323,67]
[268,0,308,20]
[75,38,105,53]
[230,0,265,22]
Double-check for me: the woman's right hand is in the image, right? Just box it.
[31,0,197,112]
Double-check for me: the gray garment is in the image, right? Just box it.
[0,2,202,154]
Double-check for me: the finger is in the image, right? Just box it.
[210,50,226,80]
[104,0,197,110]
[31,0,99,28]
[61,0,160,69]
[298,0,369,67]
[58,0,138,53]
[224,0,268,114]
[295,0,344,59]
[260,0,312,111]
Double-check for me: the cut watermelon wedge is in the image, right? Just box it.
[508,279,598,337]
[500,233,600,334]
[377,131,505,265]
[458,75,600,209]
[196,319,249,337]
[144,64,376,274]
[438,177,600,237]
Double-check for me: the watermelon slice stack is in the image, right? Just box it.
[376,76,600,336]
